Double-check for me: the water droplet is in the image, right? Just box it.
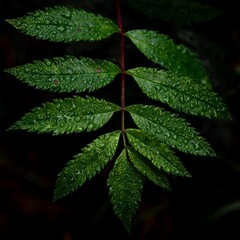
[44,20,50,24]
[61,9,71,18]
[45,59,51,66]
[34,11,41,17]
[24,67,31,73]
[88,124,93,130]
[57,26,65,32]
[13,20,22,27]
[96,67,101,73]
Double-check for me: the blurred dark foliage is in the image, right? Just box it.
[1,0,240,239]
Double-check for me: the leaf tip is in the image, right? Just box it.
[6,123,18,132]
[5,18,11,24]
[124,222,132,234]
[3,67,12,75]
[5,18,18,27]
[52,191,60,202]
[53,181,67,202]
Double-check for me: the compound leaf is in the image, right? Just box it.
[107,149,143,232]
[6,6,119,42]
[127,146,172,190]
[127,67,231,119]
[125,29,210,86]
[54,130,121,201]
[126,104,216,156]
[5,56,121,93]
[127,0,221,25]
[8,96,121,135]
[126,129,190,177]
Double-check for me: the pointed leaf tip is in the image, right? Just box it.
[10,96,121,135]
[7,6,119,42]
[125,29,210,86]
[126,104,217,157]
[127,146,173,190]
[107,149,143,232]
[54,130,121,201]
[127,67,232,120]
[5,56,121,93]
[126,129,191,177]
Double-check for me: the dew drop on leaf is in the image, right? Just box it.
[44,20,50,24]
[34,11,41,17]
[57,26,65,32]
[45,60,51,66]
[24,67,30,73]
[88,124,93,130]
[96,67,101,73]
[61,10,71,19]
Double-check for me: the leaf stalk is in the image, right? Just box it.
[116,0,127,147]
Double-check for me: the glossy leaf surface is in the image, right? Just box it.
[6,6,119,42]
[126,129,191,177]
[126,104,216,156]
[9,96,121,135]
[5,56,121,93]
[54,130,121,200]
[127,146,172,190]
[127,67,231,119]
[125,29,210,86]
[107,149,143,232]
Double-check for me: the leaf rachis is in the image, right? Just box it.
[116,0,127,147]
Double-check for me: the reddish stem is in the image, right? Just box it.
[116,0,125,72]
[116,0,126,146]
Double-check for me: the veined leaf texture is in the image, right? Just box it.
[8,96,121,135]
[107,149,143,232]
[54,130,121,200]
[6,6,120,42]
[5,56,121,93]
[127,67,231,119]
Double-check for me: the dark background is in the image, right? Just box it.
[1,0,240,239]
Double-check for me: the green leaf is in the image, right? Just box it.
[5,56,121,93]
[127,146,172,190]
[126,104,216,156]
[127,67,232,119]
[54,130,121,201]
[125,29,210,86]
[8,96,121,135]
[126,129,190,177]
[6,6,119,42]
[127,0,221,25]
[107,149,143,232]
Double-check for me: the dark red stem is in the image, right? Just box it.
[116,0,127,146]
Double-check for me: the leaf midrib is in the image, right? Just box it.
[129,110,199,146]
[131,72,219,110]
